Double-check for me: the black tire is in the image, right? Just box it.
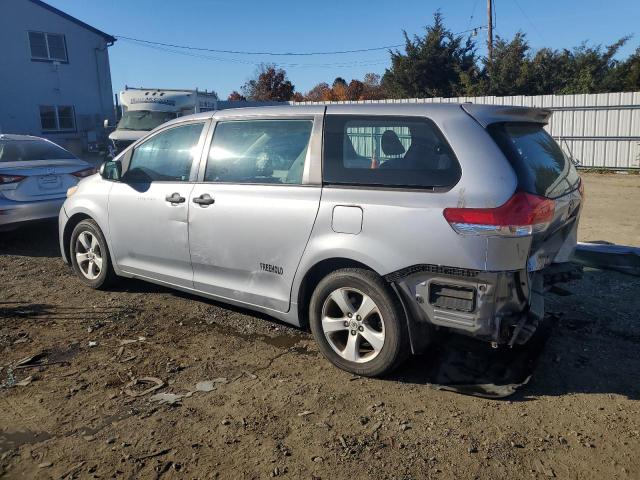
[69,219,116,289]
[309,268,409,377]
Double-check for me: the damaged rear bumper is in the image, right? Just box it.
[387,263,581,354]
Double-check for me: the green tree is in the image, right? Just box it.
[560,38,628,93]
[618,47,640,90]
[381,12,477,98]
[482,32,533,95]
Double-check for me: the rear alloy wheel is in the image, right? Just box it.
[309,268,408,377]
[321,287,385,363]
[70,219,116,289]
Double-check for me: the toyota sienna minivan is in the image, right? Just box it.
[59,104,582,376]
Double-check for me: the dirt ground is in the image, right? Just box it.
[1,173,639,479]
[578,172,640,246]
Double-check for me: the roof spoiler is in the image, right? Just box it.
[461,104,551,128]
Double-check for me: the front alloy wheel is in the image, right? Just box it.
[70,219,115,289]
[75,231,103,280]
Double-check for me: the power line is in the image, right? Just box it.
[115,35,404,56]
[513,0,546,44]
[118,38,389,68]
[467,0,480,30]
[116,25,487,59]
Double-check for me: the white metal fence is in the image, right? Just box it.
[293,92,640,169]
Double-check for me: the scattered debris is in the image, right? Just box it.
[573,242,640,276]
[149,391,193,406]
[37,461,52,468]
[14,376,33,387]
[124,377,164,397]
[0,368,16,389]
[533,458,556,477]
[14,352,47,368]
[297,411,314,417]
[195,380,221,392]
[88,341,98,347]
[60,461,86,478]
[137,448,171,460]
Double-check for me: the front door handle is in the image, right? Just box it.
[193,193,215,206]
[165,192,185,204]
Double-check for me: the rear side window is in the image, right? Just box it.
[205,119,313,185]
[125,123,204,182]
[488,123,580,199]
[323,115,461,188]
[0,139,75,162]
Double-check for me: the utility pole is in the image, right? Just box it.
[487,0,493,65]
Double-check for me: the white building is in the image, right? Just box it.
[0,0,116,154]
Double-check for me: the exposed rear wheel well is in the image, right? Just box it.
[63,213,92,261]
[297,258,378,331]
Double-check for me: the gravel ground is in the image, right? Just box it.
[0,173,638,479]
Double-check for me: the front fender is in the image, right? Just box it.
[59,176,114,268]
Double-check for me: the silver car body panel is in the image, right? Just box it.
[106,119,210,288]
[60,103,582,346]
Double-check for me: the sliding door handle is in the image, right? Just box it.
[165,192,185,204]
[193,193,215,206]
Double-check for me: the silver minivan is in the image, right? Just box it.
[59,104,582,376]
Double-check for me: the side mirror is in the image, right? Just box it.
[99,160,122,181]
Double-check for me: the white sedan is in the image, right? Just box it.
[0,134,95,231]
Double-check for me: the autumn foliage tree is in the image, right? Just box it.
[227,90,246,101]
[241,64,296,101]
[300,73,385,101]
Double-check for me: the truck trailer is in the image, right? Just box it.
[107,87,218,156]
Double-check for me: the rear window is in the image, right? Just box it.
[323,115,461,189]
[0,139,76,162]
[488,123,580,199]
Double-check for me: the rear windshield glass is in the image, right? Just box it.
[0,139,76,162]
[488,123,580,199]
[323,115,461,189]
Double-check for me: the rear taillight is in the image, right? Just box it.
[71,167,96,178]
[443,192,556,237]
[0,174,26,184]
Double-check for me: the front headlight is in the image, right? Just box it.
[66,186,78,198]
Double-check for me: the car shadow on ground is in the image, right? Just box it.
[3,223,639,400]
[0,221,60,257]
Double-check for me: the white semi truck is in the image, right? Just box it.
[107,87,219,156]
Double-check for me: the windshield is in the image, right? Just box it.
[488,123,581,199]
[116,110,177,131]
[0,139,76,162]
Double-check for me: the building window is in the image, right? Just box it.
[28,31,68,62]
[40,106,76,132]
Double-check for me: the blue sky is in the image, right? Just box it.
[47,0,640,98]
